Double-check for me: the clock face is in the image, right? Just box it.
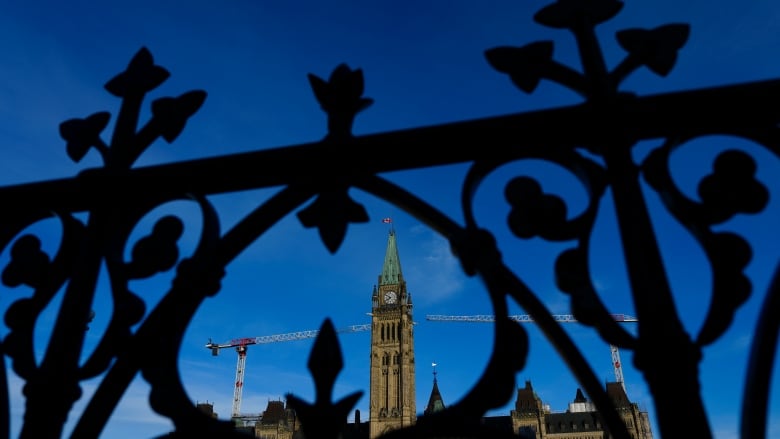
[384,291,397,304]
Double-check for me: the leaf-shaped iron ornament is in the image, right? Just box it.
[151,90,208,143]
[485,42,588,95]
[297,188,370,253]
[534,0,624,29]
[505,176,568,240]
[59,112,111,163]
[485,42,555,93]
[104,47,170,97]
[1,235,51,289]
[494,0,691,99]
[308,64,373,139]
[615,23,690,77]
[60,48,206,170]
[125,215,184,279]
[286,319,363,439]
[698,150,769,224]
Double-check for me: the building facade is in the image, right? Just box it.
[253,400,299,439]
[501,380,653,439]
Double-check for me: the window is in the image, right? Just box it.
[518,426,536,436]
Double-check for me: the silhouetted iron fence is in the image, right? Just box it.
[0,1,777,438]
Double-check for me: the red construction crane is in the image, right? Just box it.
[424,313,637,392]
[206,323,372,418]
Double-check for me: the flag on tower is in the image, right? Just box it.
[382,217,392,223]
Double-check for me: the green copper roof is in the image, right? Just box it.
[379,229,402,285]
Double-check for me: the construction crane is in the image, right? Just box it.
[425,314,637,392]
[206,323,372,418]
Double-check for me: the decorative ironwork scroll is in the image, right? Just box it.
[0,1,777,438]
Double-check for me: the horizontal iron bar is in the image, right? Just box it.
[3,78,780,212]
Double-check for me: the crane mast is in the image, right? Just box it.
[425,313,637,392]
[232,345,247,418]
[206,323,372,418]
[610,344,624,388]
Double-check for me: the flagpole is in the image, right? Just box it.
[382,216,394,233]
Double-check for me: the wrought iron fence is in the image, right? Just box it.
[0,0,778,438]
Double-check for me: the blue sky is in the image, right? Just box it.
[0,1,779,438]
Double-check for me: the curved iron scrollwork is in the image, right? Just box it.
[0,1,777,438]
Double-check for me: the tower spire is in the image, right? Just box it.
[379,228,402,286]
[424,362,445,416]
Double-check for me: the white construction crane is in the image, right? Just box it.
[424,314,637,392]
[206,323,372,418]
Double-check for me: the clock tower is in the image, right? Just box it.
[369,229,416,438]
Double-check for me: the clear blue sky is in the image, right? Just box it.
[0,1,778,438]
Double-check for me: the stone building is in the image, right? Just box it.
[253,399,299,439]
[488,380,653,438]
